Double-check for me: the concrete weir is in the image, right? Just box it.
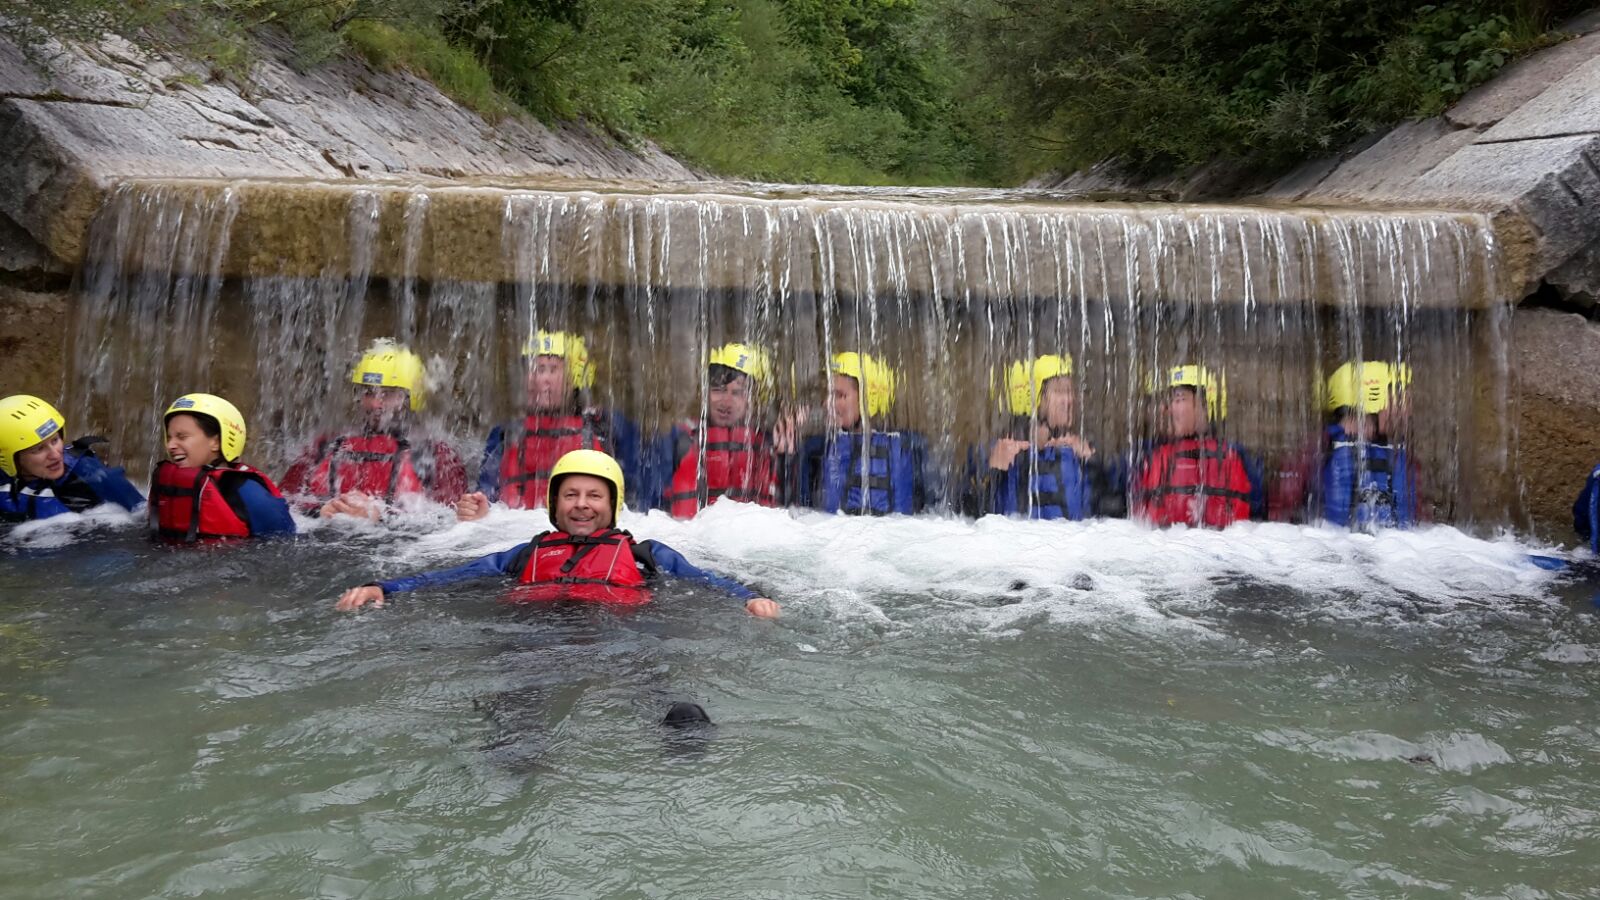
[86,177,1508,311]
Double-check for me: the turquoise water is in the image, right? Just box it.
[2,505,1597,898]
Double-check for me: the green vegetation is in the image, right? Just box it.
[2,0,1591,184]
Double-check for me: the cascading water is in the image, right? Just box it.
[63,179,1513,528]
[9,178,1596,899]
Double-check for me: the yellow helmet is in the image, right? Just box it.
[1004,354,1074,417]
[830,352,897,418]
[522,331,595,391]
[709,343,771,383]
[1326,361,1412,414]
[352,342,426,411]
[164,393,248,463]
[1151,364,1227,420]
[0,394,66,478]
[548,448,625,526]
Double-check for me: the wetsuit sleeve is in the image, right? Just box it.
[0,476,24,522]
[69,455,146,511]
[427,441,468,505]
[1087,454,1127,519]
[911,432,942,514]
[1575,466,1600,548]
[1241,446,1268,521]
[608,411,651,510]
[234,479,296,536]
[475,425,507,501]
[375,542,529,595]
[642,540,757,601]
[639,427,682,512]
[961,444,1006,518]
[795,435,823,510]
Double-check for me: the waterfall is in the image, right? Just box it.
[63,179,1513,528]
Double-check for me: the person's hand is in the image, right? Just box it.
[772,417,797,455]
[1044,433,1095,461]
[336,585,386,611]
[321,491,382,521]
[745,597,781,618]
[988,438,1030,471]
[455,491,491,522]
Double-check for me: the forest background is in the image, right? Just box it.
[5,0,1594,185]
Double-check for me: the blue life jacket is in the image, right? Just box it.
[1321,426,1416,529]
[812,431,921,516]
[0,439,144,523]
[996,445,1092,521]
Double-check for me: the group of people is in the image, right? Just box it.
[0,332,1489,616]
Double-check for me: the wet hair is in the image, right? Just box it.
[708,363,750,389]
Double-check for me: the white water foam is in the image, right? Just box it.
[348,501,1570,632]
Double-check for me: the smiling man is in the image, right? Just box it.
[655,343,786,518]
[337,449,780,618]
[279,342,466,522]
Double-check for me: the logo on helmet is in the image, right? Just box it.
[361,372,384,385]
[173,398,196,409]
[34,420,59,440]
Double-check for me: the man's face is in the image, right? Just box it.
[16,432,66,480]
[553,473,614,536]
[709,374,752,428]
[526,356,569,412]
[827,374,862,430]
[1164,387,1207,437]
[357,385,411,432]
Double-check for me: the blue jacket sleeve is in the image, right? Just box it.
[476,425,507,500]
[646,541,756,601]
[235,480,296,536]
[376,543,528,595]
[70,454,146,511]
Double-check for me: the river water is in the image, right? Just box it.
[3,504,1596,898]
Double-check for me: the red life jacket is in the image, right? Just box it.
[500,414,609,509]
[151,460,283,542]
[664,425,778,519]
[303,434,424,502]
[1134,436,1254,528]
[504,528,653,606]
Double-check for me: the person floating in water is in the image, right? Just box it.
[796,351,938,515]
[0,394,144,523]
[456,331,642,521]
[151,393,295,541]
[656,342,787,518]
[337,449,780,618]
[965,354,1125,520]
[280,342,466,522]
[1318,361,1420,530]
[1130,364,1264,529]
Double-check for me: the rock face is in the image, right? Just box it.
[0,29,696,274]
[1515,308,1600,540]
[1031,12,1600,309]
